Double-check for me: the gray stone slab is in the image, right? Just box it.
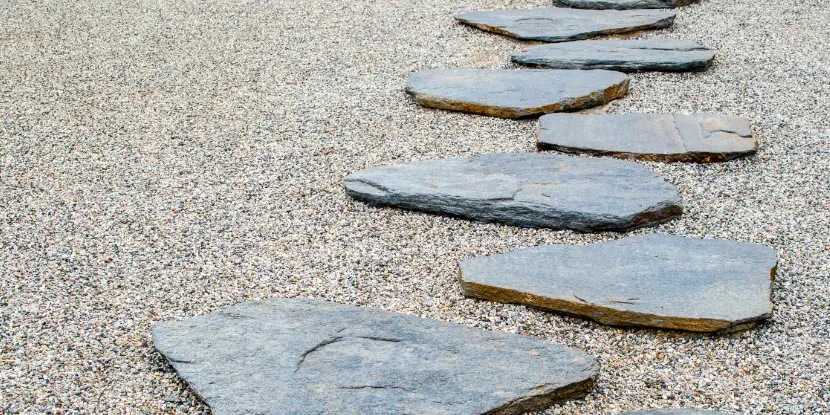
[459,234,777,333]
[554,0,698,10]
[512,39,715,72]
[344,153,681,232]
[620,410,728,415]
[152,298,599,415]
[406,68,629,118]
[455,7,675,42]
[537,113,757,162]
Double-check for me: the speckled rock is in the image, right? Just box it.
[619,410,728,415]
[459,234,777,333]
[455,7,675,42]
[405,68,629,118]
[152,298,599,415]
[538,113,756,162]
[344,153,681,232]
[512,39,715,72]
[554,0,698,10]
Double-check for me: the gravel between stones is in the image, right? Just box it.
[0,0,828,414]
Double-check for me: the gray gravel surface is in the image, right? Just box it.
[0,0,827,414]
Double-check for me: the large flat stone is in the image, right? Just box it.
[455,8,675,43]
[152,298,599,415]
[512,39,715,72]
[459,234,777,333]
[537,113,757,162]
[344,153,681,232]
[620,410,728,414]
[553,0,698,10]
[406,68,628,118]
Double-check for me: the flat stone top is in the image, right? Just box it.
[344,153,681,232]
[538,113,756,162]
[512,39,715,72]
[619,410,728,415]
[153,298,599,415]
[406,68,629,118]
[455,7,676,42]
[459,234,777,332]
[554,0,697,10]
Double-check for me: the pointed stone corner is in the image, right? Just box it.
[454,7,675,43]
[553,0,699,10]
[343,153,681,232]
[405,68,629,118]
[512,39,715,72]
[537,113,757,162]
[619,410,728,415]
[459,234,778,333]
[152,298,599,415]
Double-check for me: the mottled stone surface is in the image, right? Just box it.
[512,39,715,72]
[344,153,681,232]
[538,113,756,162]
[405,68,628,118]
[459,234,777,333]
[455,7,675,42]
[554,0,698,10]
[152,298,599,415]
[619,410,728,415]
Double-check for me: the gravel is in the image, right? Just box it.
[0,0,827,414]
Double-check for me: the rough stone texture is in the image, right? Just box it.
[152,298,599,415]
[512,39,715,72]
[406,68,629,118]
[455,8,675,42]
[553,0,698,10]
[459,234,778,333]
[619,410,728,414]
[344,153,681,232]
[537,113,756,162]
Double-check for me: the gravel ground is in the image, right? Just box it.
[1,0,828,413]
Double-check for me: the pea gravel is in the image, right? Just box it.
[0,0,827,414]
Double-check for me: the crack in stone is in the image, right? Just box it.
[340,385,415,393]
[295,331,402,372]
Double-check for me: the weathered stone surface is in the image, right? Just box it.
[455,8,675,42]
[619,410,728,415]
[538,113,756,162]
[152,298,599,415]
[459,234,777,333]
[406,68,628,118]
[512,39,715,72]
[554,0,698,10]
[344,153,681,232]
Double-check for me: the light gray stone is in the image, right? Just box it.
[455,7,675,42]
[459,234,778,333]
[554,0,698,10]
[405,68,628,118]
[152,298,599,415]
[537,113,756,162]
[512,39,715,72]
[344,153,681,232]
[619,410,728,415]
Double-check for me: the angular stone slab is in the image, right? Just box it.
[538,113,756,162]
[512,39,715,72]
[620,410,728,415]
[152,298,599,415]
[554,0,698,10]
[344,153,681,232]
[459,234,777,333]
[455,8,675,43]
[406,69,629,118]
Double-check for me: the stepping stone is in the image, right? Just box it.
[459,234,778,333]
[406,69,629,118]
[512,39,715,72]
[537,113,757,162]
[153,298,599,415]
[455,7,675,43]
[620,410,728,414]
[553,0,698,10]
[344,153,681,232]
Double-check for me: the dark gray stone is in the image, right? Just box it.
[459,234,777,333]
[152,298,599,415]
[620,410,728,414]
[512,39,715,72]
[553,0,698,10]
[455,7,675,43]
[344,153,681,232]
[538,113,756,162]
[406,68,629,118]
